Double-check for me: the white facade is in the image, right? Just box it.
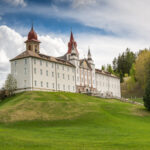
[11,57,76,93]
[10,27,121,98]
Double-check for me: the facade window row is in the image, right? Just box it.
[33,59,54,68]
[34,80,55,89]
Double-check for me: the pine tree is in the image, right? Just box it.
[143,66,150,111]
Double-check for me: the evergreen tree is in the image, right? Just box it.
[106,64,113,73]
[143,77,150,110]
[143,63,150,111]
[112,48,136,81]
[101,65,105,71]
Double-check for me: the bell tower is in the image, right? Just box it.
[67,31,79,60]
[25,25,41,53]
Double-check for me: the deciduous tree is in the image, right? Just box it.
[5,74,17,96]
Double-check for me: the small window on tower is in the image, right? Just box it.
[28,45,31,50]
[35,45,38,53]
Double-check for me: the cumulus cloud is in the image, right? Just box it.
[21,0,150,40]
[4,0,26,7]
[40,35,67,57]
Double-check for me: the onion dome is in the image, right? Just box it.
[28,26,37,40]
[25,25,40,43]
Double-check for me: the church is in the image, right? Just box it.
[10,26,121,98]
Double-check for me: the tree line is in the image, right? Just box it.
[102,48,150,110]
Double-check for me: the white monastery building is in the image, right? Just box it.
[10,26,121,98]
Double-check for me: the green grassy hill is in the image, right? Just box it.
[0,91,150,150]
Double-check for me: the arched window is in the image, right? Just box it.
[35,45,38,53]
[28,45,31,50]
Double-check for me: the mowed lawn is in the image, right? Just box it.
[0,92,150,150]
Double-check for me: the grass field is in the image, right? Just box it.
[0,91,150,150]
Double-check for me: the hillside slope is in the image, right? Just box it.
[0,91,150,150]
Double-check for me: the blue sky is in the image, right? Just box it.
[0,0,150,87]
[0,0,115,36]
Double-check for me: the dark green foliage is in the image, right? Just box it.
[143,81,150,110]
[0,88,6,101]
[106,64,113,73]
[101,65,105,71]
[113,48,136,82]
[143,65,150,110]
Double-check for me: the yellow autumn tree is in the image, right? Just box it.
[135,49,150,91]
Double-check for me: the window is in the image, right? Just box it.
[15,61,17,66]
[34,59,36,64]
[24,68,27,75]
[52,83,54,89]
[40,60,42,66]
[63,74,65,79]
[68,75,70,80]
[46,70,48,76]
[24,58,27,64]
[63,84,65,90]
[24,80,26,87]
[34,68,36,74]
[41,81,43,87]
[28,45,31,50]
[46,62,48,67]
[40,69,43,75]
[46,82,49,88]
[52,72,54,77]
[34,80,37,86]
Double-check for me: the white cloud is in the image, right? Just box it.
[39,35,67,57]
[26,0,150,41]
[4,0,27,7]
[72,0,97,8]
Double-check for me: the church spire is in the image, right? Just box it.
[88,47,92,60]
[67,31,79,55]
[70,31,74,42]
